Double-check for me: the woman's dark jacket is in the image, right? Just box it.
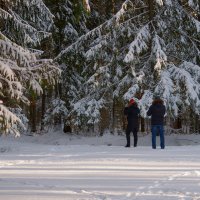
[147,103,166,125]
[124,104,140,129]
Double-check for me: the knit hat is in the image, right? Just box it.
[129,98,135,104]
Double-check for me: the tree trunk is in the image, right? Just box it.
[40,89,46,131]
[140,117,145,132]
[173,117,182,129]
[30,96,37,133]
[196,115,200,133]
[148,0,154,20]
[100,107,110,135]
[112,98,124,134]
[54,82,62,126]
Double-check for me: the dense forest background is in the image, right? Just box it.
[0,0,200,136]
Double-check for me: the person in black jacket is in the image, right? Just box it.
[124,99,140,147]
[147,96,166,149]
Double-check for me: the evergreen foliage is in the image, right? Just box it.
[57,0,200,129]
[44,97,68,127]
[0,0,54,46]
[44,0,88,54]
[1,0,200,134]
[0,0,60,135]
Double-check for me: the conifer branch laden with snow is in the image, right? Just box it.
[0,0,61,135]
[58,0,200,127]
[0,0,54,46]
[0,104,24,136]
[44,98,68,127]
[0,32,60,135]
[0,35,60,135]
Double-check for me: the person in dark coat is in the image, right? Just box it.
[147,96,166,149]
[124,99,140,147]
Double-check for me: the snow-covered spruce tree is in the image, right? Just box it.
[43,98,68,129]
[9,107,29,134]
[0,32,61,135]
[41,0,89,131]
[0,0,61,135]
[44,0,88,54]
[57,0,200,133]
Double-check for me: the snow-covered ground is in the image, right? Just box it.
[0,131,200,200]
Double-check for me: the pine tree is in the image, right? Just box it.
[0,0,61,135]
[57,0,200,133]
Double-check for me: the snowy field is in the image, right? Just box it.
[0,131,200,200]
